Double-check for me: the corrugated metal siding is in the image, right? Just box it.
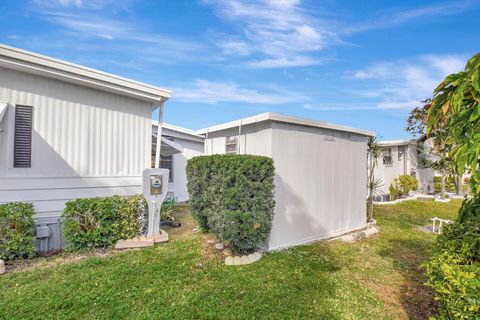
[269,121,368,250]
[0,67,153,221]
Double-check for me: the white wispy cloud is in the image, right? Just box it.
[344,1,475,33]
[204,0,337,68]
[342,55,467,110]
[32,0,120,9]
[29,2,203,64]
[170,80,306,104]
[205,0,475,68]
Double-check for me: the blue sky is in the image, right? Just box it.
[1,0,479,139]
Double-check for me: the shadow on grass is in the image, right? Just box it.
[379,238,437,320]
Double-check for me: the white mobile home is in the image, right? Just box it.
[199,112,374,251]
[375,139,435,195]
[152,122,204,202]
[0,45,171,250]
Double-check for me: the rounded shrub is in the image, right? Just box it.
[187,154,275,254]
[62,195,147,250]
[0,202,36,261]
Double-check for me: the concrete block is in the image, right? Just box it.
[151,232,169,243]
[0,259,5,275]
[225,256,234,265]
[115,239,154,250]
[233,256,242,265]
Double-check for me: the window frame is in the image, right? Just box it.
[225,135,238,154]
[382,147,393,165]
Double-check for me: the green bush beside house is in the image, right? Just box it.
[187,154,275,254]
[389,175,419,200]
[62,195,148,250]
[0,202,36,261]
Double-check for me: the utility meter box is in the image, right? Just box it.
[143,168,169,238]
[143,168,169,200]
[150,174,163,195]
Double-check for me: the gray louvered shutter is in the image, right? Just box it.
[14,105,33,168]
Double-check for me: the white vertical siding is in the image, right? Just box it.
[169,137,204,202]
[0,67,153,219]
[269,121,368,250]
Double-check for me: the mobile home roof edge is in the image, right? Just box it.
[0,44,171,103]
[152,121,205,140]
[378,139,416,146]
[197,112,375,137]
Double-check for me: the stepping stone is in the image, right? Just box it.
[150,232,169,243]
[115,239,154,250]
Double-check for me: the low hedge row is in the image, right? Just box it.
[424,195,480,319]
[187,154,275,254]
[0,202,36,261]
[62,195,148,250]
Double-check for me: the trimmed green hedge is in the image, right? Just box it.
[187,154,275,254]
[424,195,480,319]
[62,195,147,250]
[0,202,36,261]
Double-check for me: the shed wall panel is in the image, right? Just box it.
[269,121,368,249]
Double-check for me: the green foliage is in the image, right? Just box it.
[397,175,419,194]
[424,195,480,319]
[161,197,176,221]
[433,176,457,193]
[187,154,275,253]
[62,195,147,250]
[427,52,480,194]
[0,202,35,261]
[389,175,418,199]
[389,183,401,200]
[367,136,382,222]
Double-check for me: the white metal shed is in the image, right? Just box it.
[198,112,375,250]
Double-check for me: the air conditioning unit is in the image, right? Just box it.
[383,155,392,164]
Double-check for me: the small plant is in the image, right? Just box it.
[397,175,418,194]
[390,175,418,199]
[0,202,36,261]
[161,197,176,222]
[62,195,147,250]
[367,136,383,222]
[389,183,401,201]
[187,154,275,254]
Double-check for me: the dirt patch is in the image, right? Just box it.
[5,247,136,274]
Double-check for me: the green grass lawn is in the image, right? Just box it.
[0,200,462,320]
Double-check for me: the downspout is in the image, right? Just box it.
[237,119,242,154]
[154,99,166,169]
[205,128,209,154]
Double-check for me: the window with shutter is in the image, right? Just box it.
[225,136,238,154]
[14,105,33,168]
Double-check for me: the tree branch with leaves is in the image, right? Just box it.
[427,53,480,194]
